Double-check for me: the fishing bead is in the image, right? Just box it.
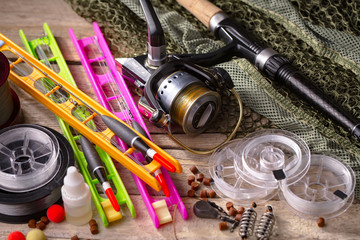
[47,204,65,223]
[7,231,25,240]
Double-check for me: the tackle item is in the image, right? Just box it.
[238,206,257,239]
[61,166,93,226]
[209,129,310,205]
[26,229,46,240]
[209,139,278,205]
[234,130,311,189]
[7,231,25,240]
[176,0,360,142]
[69,22,187,227]
[255,206,275,240]
[80,136,120,212]
[193,200,238,232]
[0,124,74,223]
[0,32,182,192]
[117,0,243,154]
[47,204,65,223]
[210,129,355,220]
[0,51,21,128]
[101,115,175,173]
[279,154,355,220]
[19,23,134,226]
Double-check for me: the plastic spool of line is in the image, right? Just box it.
[209,129,311,206]
[279,154,355,220]
[0,124,74,223]
[209,139,279,206]
[0,51,21,128]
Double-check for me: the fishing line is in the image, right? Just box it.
[0,124,74,223]
[90,36,134,127]
[0,52,21,128]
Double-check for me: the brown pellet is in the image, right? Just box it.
[228,207,238,216]
[226,202,233,211]
[71,235,80,240]
[89,219,97,227]
[200,190,207,198]
[235,213,242,222]
[36,221,46,230]
[202,177,211,186]
[187,175,195,185]
[208,189,216,198]
[28,219,36,228]
[191,181,200,191]
[196,173,204,182]
[238,206,245,215]
[189,165,199,174]
[40,216,50,225]
[187,189,196,197]
[317,217,325,227]
[90,225,99,234]
[219,222,228,230]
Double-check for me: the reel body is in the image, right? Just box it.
[121,55,233,136]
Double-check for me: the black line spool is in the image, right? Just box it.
[0,51,21,128]
[0,124,74,223]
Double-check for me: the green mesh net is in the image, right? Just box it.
[64,0,360,198]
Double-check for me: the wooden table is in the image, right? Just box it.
[1,0,360,239]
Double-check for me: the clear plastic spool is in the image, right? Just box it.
[234,130,311,189]
[0,126,60,192]
[280,154,355,219]
[209,140,278,205]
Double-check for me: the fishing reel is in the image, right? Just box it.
[140,58,234,135]
[117,0,243,154]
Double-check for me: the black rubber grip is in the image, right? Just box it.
[272,63,360,138]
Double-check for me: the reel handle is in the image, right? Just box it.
[176,0,222,28]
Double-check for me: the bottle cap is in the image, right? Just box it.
[62,166,90,205]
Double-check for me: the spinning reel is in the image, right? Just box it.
[117,0,243,154]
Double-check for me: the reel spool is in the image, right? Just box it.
[0,124,74,223]
[0,51,21,128]
[155,70,221,135]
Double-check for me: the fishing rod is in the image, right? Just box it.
[176,0,360,141]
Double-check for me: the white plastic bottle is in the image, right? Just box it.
[61,166,92,225]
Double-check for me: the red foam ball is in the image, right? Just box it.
[7,231,25,240]
[47,204,65,223]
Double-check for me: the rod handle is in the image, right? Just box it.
[176,0,222,28]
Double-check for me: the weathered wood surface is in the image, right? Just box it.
[1,0,360,239]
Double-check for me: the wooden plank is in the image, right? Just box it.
[0,197,359,240]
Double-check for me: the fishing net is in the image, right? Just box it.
[64,0,360,198]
